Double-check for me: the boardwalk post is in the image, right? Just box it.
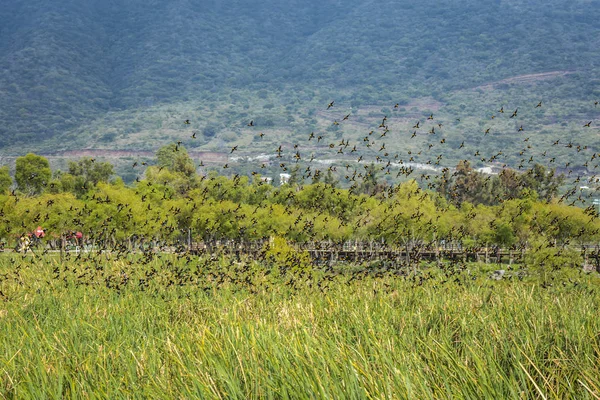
[485,243,489,264]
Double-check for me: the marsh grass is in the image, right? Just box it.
[0,254,599,398]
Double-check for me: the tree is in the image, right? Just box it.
[519,164,564,202]
[0,166,12,194]
[358,163,385,195]
[498,169,522,200]
[449,160,483,205]
[15,153,52,196]
[324,168,338,187]
[68,158,114,186]
[156,143,196,177]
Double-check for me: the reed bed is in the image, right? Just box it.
[0,254,599,399]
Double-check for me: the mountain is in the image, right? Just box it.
[0,0,599,177]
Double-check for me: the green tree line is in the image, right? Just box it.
[0,147,598,249]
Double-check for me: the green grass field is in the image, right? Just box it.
[1,253,599,398]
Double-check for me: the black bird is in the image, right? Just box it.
[327,101,335,109]
[247,120,254,127]
[184,120,191,125]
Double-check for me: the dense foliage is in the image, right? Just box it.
[1,150,598,252]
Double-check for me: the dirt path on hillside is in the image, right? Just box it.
[40,149,228,162]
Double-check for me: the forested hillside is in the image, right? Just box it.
[0,0,599,178]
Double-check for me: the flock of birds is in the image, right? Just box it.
[170,98,600,207]
[0,96,599,299]
[1,232,594,299]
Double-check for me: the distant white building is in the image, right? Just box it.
[476,167,494,175]
[280,173,291,185]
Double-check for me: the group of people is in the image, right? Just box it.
[17,228,85,254]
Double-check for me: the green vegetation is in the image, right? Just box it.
[0,0,598,178]
[0,148,598,253]
[1,254,599,398]
[15,153,52,196]
[0,166,12,194]
[1,2,600,395]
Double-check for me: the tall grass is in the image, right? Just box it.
[0,254,599,398]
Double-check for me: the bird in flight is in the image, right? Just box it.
[327,101,335,109]
[247,120,254,127]
[184,120,191,125]
[583,121,592,127]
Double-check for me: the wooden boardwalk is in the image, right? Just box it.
[190,240,600,268]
